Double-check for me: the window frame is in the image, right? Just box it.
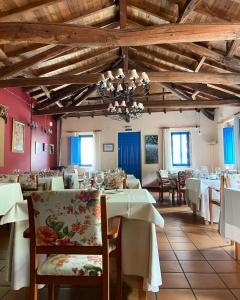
[79,134,93,167]
[171,131,191,167]
[223,127,236,165]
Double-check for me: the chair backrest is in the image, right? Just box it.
[225,174,240,190]
[0,174,19,183]
[156,171,163,185]
[185,170,193,178]
[27,190,107,254]
[159,169,169,178]
[178,171,186,187]
[104,173,124,190]
[19,174,38,191]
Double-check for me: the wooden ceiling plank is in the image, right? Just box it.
[0,0,61,21]
[226,40,240,58]
[177,0,202,23]
[194,56,206,72]
[0,45,70,79]
[33,98,240,116]
[1,22,240,46]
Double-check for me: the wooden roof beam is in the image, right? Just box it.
[177,0,202,23]
[1,23,240,47]
[3,71,240,87]
[33,99,240,116]
[226,40,240,58]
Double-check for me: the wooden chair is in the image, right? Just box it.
[24,190,122,300]
[18,174,39,198]
[177,171,186,204]
[156,171,176,204]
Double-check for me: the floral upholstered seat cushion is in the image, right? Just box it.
[227,174,240,190]
[19,174,38,190]
[37,254,102,276]
[31,190,102,246]
[0,174,18,183]
[104,174,124,190]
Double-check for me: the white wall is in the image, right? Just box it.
[60,111,218,185]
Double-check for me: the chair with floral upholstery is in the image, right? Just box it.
[104,173,124,190]
[18,174,39,198]
[25,190,122,300]
[0,174,19,183]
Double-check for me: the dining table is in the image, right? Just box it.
[0,182,23,215]
[0,188,164,293]
[186,177,220,222]
[126,174,141,189]
[220,188,240,243]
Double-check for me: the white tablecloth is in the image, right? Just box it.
[38,176,64,191]
[0,183,23,215]
[186,178,220,222]
[0,189,164,292]
[126,174,141,189]
[220,188,240,243]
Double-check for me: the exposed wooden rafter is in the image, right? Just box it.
[177,0,202,23]
[0,23,240,47]
[226,40,240,58]
[33,99,240,116]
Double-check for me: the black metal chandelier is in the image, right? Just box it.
[97,68,150,122]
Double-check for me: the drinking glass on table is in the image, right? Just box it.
[83,171,91,189]
[95,171,104,190]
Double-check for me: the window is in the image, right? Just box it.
[70,135,93,166]
[223,127,235,165]
[171,131,191,167]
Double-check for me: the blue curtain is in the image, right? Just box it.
[70,136,80,165]
[223,127,235,164]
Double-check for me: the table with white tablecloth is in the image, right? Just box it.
[0,189,164,292]
[126,174,141,189]
[220,188,240,243]
[0,183,23,215]
[186,178,220,222]
[38,176,64,191]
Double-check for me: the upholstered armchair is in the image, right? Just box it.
[0,174,19,183]
[18,174,39,198]
[24,190,122,300]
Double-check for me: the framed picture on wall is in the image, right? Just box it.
[145,135,158,164]
[49,144,54,155]
[12,120,25,153]
[103,143,114,152]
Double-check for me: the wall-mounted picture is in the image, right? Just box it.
[49,144,54,155]
[43,143,48,153]
[145,135,158,164]
[35,141,42,154]
[12,120,25,153]
[103,143,114,152]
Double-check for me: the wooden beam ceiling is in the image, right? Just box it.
[0,23,240,47]
[33,99,240,115]
[177,0,202,23]
[2,71,240,87]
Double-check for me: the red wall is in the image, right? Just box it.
[0,87,57,173]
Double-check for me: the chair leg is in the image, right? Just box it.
[172,189,175,205]
[29,279,37,300]
[235,242,240,261]
[209,200,213,225]
[48,284,55,300]
[183,191,186,205]
[116,240,122,300]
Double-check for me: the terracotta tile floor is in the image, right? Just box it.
[1,192,240,299]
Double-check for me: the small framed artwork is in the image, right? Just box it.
[35,141,42,154]
[49,144,54,155]
[103,143,114,152]
[43,143,48,153]
[145,135,159,164]
[12,120,25,153]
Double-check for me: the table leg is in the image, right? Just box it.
[138,277,147,300]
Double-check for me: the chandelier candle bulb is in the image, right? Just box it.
[109,83,115,91]
[117,83,123,92]
[116,68,125,79]
[130,69,139,80]
[121,100,126,107]
[114,101,119,107]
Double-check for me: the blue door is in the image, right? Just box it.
[118,132,141,179]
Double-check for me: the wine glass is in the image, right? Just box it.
[83,171,91,189]
[95,171,104,190]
